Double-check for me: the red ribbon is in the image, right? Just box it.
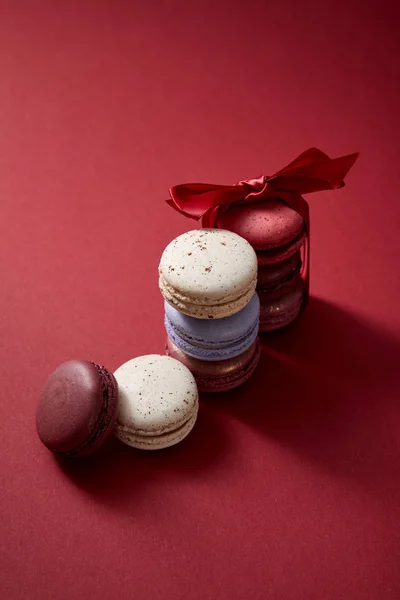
[167,148,358,309]
[167,148,359,228]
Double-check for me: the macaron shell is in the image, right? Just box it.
[166,318,258,361]
[159,228,257,307]
[218,200,304,251]
[166,336,259,377]
[115,407,198,450]
[257,252,301,288]
[36,360,118,456]
[113,354,198,438]
[259,277,304,332]
[164,294,260,346]
[197,340,261,393]
[256,229,306,266]
[166,337,261,392]
[160,276,256,319]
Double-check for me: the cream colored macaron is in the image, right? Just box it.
[159,229,257,319]
[113,355,199,450]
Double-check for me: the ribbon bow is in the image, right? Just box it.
[167,148,359,228]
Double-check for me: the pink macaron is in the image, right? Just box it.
[166,337,261,393]
[217,200,306,265]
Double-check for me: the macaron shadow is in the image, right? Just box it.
[54,400,230,509]
[212,296,400,500]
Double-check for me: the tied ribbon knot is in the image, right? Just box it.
[166,148,359,228]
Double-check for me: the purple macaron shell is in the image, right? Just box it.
[36,360,119,457]
[259,276,304,332]
[164,293,260,361]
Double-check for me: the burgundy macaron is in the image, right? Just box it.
[258,276,304,332]
[218,200,306,265]
[257,252,302,291]
[36,360,119,458]
[166,337,261,393]
[256,252,305,331]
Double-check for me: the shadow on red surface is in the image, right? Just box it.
[56,297,400,505]
[212,296,400,497]
[55,398,229,506]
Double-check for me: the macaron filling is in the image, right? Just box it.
[115,405,198,446]
[160,276,257,319]
[159,273,257,307]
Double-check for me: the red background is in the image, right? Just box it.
[1,1,400,599]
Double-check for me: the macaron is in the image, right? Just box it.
[258,276,304,332]
[217,200,306,265]
[164,293,260,361]
[166,337,261,393]
[36,360,119,457]
[113,355,199,450]
[159,229,257,319]
[257,251,302,291]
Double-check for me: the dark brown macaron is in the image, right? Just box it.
[36,359,119,458]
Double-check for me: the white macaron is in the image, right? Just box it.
[113,355,199,450]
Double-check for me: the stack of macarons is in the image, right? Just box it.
[159,229,261,392]
[217,201,306,332]
[36,355,199,456]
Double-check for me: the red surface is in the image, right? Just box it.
[1,2,400,599]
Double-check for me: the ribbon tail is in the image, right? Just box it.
[202,206,220,228]
[202,204,234,228]
[166,198,202,220]
[269,152,359,194]
[273,148,332,176]
[271,149,359,185]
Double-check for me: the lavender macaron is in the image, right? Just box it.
[164,293,260,361]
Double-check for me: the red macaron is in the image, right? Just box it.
[36,359,119,458]
[217,200,306,265]
[258,276,304,332]
[257,251,302,291]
